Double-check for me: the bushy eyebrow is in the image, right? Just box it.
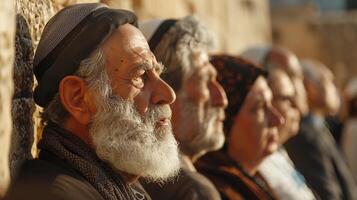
[155,62,166,74]
[131,61,166,75]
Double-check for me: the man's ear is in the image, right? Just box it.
[59,76,92,125]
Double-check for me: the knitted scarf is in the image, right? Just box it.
[38,122,137,200]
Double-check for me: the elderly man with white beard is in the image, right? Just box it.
[6,3,181,200]
[139,16,227,200]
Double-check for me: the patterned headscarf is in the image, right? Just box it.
[211,55,268,136]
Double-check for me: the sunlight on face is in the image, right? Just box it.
[231,77,281,160]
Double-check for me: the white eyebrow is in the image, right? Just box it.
[155,62,166,74]
[135,62,152,71]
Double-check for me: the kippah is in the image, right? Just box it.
[139,19,177,51]
[33,3,138,107]
[240,46,271,68]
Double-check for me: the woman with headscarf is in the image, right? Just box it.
[196,55,284,200]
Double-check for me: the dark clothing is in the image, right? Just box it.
[325,116,344,145]
[196,151,279,200]
[6,123,150,200]
[142,156,221,200]
[285,115,357,200]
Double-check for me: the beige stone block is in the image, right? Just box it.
[130,0,271,53]
[52,0,100,11]
[101,0,132,10]
[185,0,271,53]
[10,98,35,179]
[0,0,15,196]
[12,0,56,179]
[271,5,357,86]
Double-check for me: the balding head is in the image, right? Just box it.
[301,59,340,116]
[241,46,308,115]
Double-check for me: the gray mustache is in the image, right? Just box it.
[143,105,172,123]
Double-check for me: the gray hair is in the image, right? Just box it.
[41,48,111,125]
[153,15,214,92]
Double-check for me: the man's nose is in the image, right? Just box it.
[151,76,176,105]
[210,80,228,109]
[268,105,285,127]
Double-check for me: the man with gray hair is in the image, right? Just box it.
[139,16,227,200]
[7,3,181,200]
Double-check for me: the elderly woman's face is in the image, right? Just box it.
[230,77,283,160]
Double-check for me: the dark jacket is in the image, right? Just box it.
[285,114,357,200]
[196,151,279,200]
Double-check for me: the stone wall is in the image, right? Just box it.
[271,5,357,87]
[0,0,15,196]
[104,0,272,54]
[11,0,55,181]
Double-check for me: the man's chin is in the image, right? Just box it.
[96,134,181,183]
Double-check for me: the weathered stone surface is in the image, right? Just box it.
[0,0,15,196]
[12,0,56,179]
[101,0,132,10]
[271,5,357,86]
[104,0,271,54]
[319,12,357,86]
[10,98,35,179]
[52,0,100,12]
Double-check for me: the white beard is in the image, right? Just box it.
[89,95,180,183]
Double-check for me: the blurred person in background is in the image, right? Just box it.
[242,47,317,200]
[258,68,317,200]
[138,16,227,200]
[285,59,357,200]
[196,55,283,200]
[241,46,309,117]
[341,77,357,182]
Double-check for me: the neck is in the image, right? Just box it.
[179,140,206,163]
[180,154,197,172]
[63,118,93,148]
[227,142,261,176]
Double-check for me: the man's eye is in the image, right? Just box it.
[132,71,146,88]
[132,76,144,88]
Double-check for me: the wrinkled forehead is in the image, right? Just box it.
[287,54,303,78]
[187,49,214,76]
[249,76,273,102]
[103,24,155,64]
[270,70,295,96]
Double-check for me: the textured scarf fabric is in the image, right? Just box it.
[38,122,137,200]
[210,55,268,137]
[196,150,278,200]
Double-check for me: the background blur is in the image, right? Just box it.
[1,0,357,197]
